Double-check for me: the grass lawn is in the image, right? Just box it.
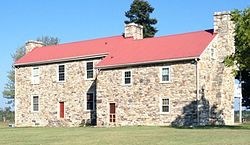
[0,123,250,145]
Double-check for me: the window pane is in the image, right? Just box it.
[58,65,65,81]
[86,62,94,79]
[59,65,64,73]
[33,68,39,76]
[87,102,93,110]
[162,68,169,75]
[125,71,131,77]
[87,62,93,70]
[59,73,65,81]
[87,93,94,110]
[125,78,131,84]
[162,67,169,81]
[87,70,93,79]
[33,96,39,111]
[162,106,169,112]
[124,71,131,84]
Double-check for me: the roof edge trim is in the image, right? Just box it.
[15,53,108,67]
[96,56,198,69]
[199,34,218,59]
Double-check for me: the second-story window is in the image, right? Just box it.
[32,67,40,84]
[123,70,132,85]
[86,62,94,79]
[160,66,170,82]
[58,65,65,82]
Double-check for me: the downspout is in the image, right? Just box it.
[195,58,200,126]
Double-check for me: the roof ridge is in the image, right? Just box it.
[139,29,214,41]
[41,35,124,48]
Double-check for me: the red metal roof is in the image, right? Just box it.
[15,29,216,67]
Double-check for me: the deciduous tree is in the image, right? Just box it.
[2,36,60,106]
[225,7,250,109]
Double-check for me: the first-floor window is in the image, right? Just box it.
[87,93,94,110]
[32,96,39,112]
[161,98,170,113]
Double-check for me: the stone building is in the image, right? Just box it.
[15,12,235,127]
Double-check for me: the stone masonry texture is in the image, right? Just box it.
[15,12,235,127]
[15,59,101,127]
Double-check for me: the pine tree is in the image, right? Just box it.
[125,0,158,38]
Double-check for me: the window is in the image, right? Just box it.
[160,66,170,82]
[160,98,170,113]
[32,67,39,84]
[58,65,65,82]
[86,62,94,79]
[86,93,94,110]
[210,48,216,60]
[32,96,39,112]
[123,70,132,85]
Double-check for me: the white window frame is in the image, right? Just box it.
[160,66,171,83]
[86,92,95,111]
[31,95,39,112]
[85,61,94,80]
[57,64,66,82]
[210,47,216,60]
[122,70,132,85]
[160,97,170,114]
[31,67,40,84]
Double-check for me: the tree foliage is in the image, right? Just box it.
[2,36,59,105]
[125,0,158,38]
[225,7,250,71]
[225,7,250,109]
[37,36,60,46]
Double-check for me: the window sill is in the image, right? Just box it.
[31,83,40,85]
[122,84,132,86]
[84,110,95,112]
[159,112,170,115]
[85,78,95,81]
[57,81,66,83]
[31,111,39,113]
[159,81,171,84]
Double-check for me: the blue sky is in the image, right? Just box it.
[0,0,249,108]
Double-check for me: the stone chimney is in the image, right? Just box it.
[25,40,44,54]
[213,11,235,58]
[124,23,143,40]
[213,11,234,34]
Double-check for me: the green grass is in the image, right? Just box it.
[0,124,250,145]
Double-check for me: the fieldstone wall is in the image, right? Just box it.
[96,62,198,127]
[15,59,101,127]
[198,12,235,125]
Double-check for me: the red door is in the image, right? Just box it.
[59,102,64,118]
[109,103,116,123]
